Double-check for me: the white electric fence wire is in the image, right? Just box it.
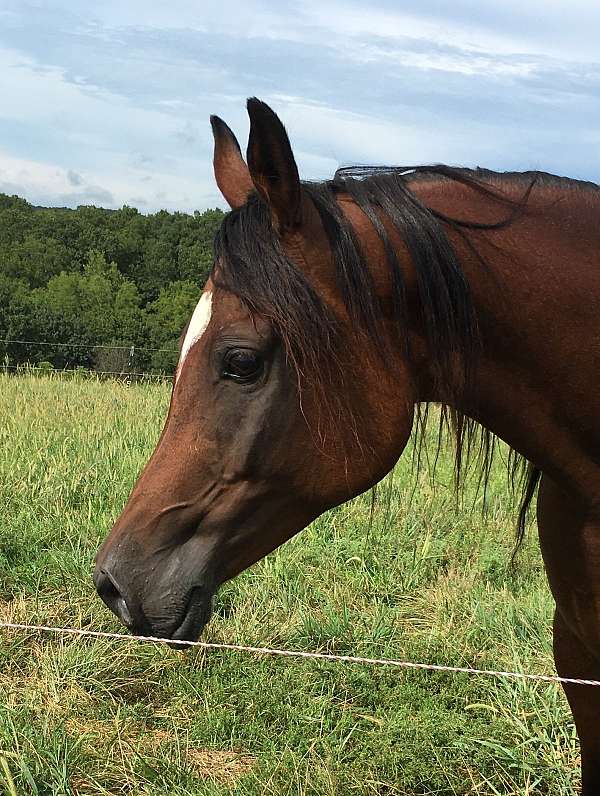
[2,339,177,354]
[1,342,597,689]
[1,621,599,687]
[1,364,170,380]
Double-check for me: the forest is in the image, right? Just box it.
[0,193,224,374]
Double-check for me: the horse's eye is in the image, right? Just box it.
[222,349,262,382]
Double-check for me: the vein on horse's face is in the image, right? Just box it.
[176,291,213,381]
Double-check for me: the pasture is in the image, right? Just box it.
[0,373,578,794]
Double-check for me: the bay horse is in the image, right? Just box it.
[94,98,600,793]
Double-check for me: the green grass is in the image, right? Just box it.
[0,373,579,795]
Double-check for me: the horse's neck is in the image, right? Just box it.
[406,178,600,498]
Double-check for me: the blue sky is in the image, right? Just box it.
[0,0,599,212]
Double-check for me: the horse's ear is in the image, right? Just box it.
[210,115,253,209]
[246,98,301,231]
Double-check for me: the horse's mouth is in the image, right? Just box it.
[168,586,214,649]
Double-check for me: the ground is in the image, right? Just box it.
[0,373,580,795]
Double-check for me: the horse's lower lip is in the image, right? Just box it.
[168,587,212,648]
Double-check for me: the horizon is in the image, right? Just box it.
[1,1,599,214]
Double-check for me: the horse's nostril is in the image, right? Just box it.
[113,595,133,628]
[95,569,134,628]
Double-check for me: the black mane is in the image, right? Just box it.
[212,165,584,544]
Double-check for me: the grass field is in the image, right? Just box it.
[0,373,579,795]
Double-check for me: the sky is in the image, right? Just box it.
[0,0,599,213]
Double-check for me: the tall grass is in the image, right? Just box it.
[0,373,578,794]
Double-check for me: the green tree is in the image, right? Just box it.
[145,280,200,372]
[0,235,71,287]
[0,192,226,373]
[114,281,145,346]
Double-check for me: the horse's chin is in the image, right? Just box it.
[169,586,214,646]
[130,586,214,650]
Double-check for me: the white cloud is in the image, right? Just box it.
[342,41,538,78]
[0,46,226,211]
[0,47,179,147]
[0,152,112,205]
[304,3,528,57]
[0,147,222,213]
[261,95,523,170]
[72,0,298,42]
[0,0,598,212]
[301,0,600,63]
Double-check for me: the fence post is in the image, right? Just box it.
[127,345,135,381]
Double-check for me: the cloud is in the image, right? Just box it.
[0,45,224,210]
[0,152,115,207]
[67,169,83,186]
[0,0,598,213]
[174,120,199,148]
[300,0,600,63]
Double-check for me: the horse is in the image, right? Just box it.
[94,98,600,793]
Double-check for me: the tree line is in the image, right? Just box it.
[0,193,224,374]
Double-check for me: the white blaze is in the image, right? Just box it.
[176,290,213,381]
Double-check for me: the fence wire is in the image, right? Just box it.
[1,621,599,687]
[2,338,177,354]
[1,364,171,380]
[1,338,597,691]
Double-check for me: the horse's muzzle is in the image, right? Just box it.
[93,565,152,635]
[93,540,216,644]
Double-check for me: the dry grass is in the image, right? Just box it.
[65,719,254,786]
